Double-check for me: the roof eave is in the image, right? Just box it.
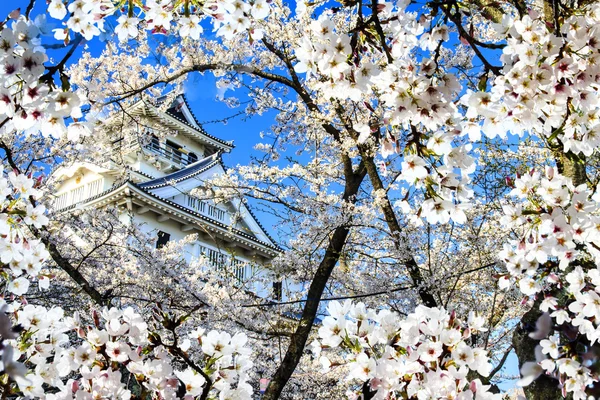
[55,182,280,256]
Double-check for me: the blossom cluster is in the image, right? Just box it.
[312,301,499,400]
[0,16,89,141]
[293,7,476,226]
[0,169,49,297]
[0,170,54,383]
[293,3,600,231]
[463,7,600,156]
[499,167,600,398]
[48,0,271,42]
[4,304,254,399]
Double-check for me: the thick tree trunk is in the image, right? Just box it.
[262,166,367,400]
[512,298,564,400]
[512,1,587,397]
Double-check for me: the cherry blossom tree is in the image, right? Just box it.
[1,0,600,399]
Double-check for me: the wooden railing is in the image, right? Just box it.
[145,141,191,167]
[113,136,195,168]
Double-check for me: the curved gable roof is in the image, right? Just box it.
[137,153,221,190]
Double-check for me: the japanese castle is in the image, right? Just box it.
[51,94,281,292]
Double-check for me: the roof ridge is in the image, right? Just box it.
[55,180,281,252]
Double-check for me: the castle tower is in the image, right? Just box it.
[50,94,280,292]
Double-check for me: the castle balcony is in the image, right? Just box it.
[114,135,200,172]
[144,140,194,169]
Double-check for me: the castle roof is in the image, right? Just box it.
[136,153,279,249]
[128,94,235,153]
[55,179,281,256]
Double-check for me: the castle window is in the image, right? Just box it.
[165,140,183,164]
[188,152,198,163]
[156,231,171,249]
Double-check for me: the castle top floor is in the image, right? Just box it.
[110,94,234,177]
